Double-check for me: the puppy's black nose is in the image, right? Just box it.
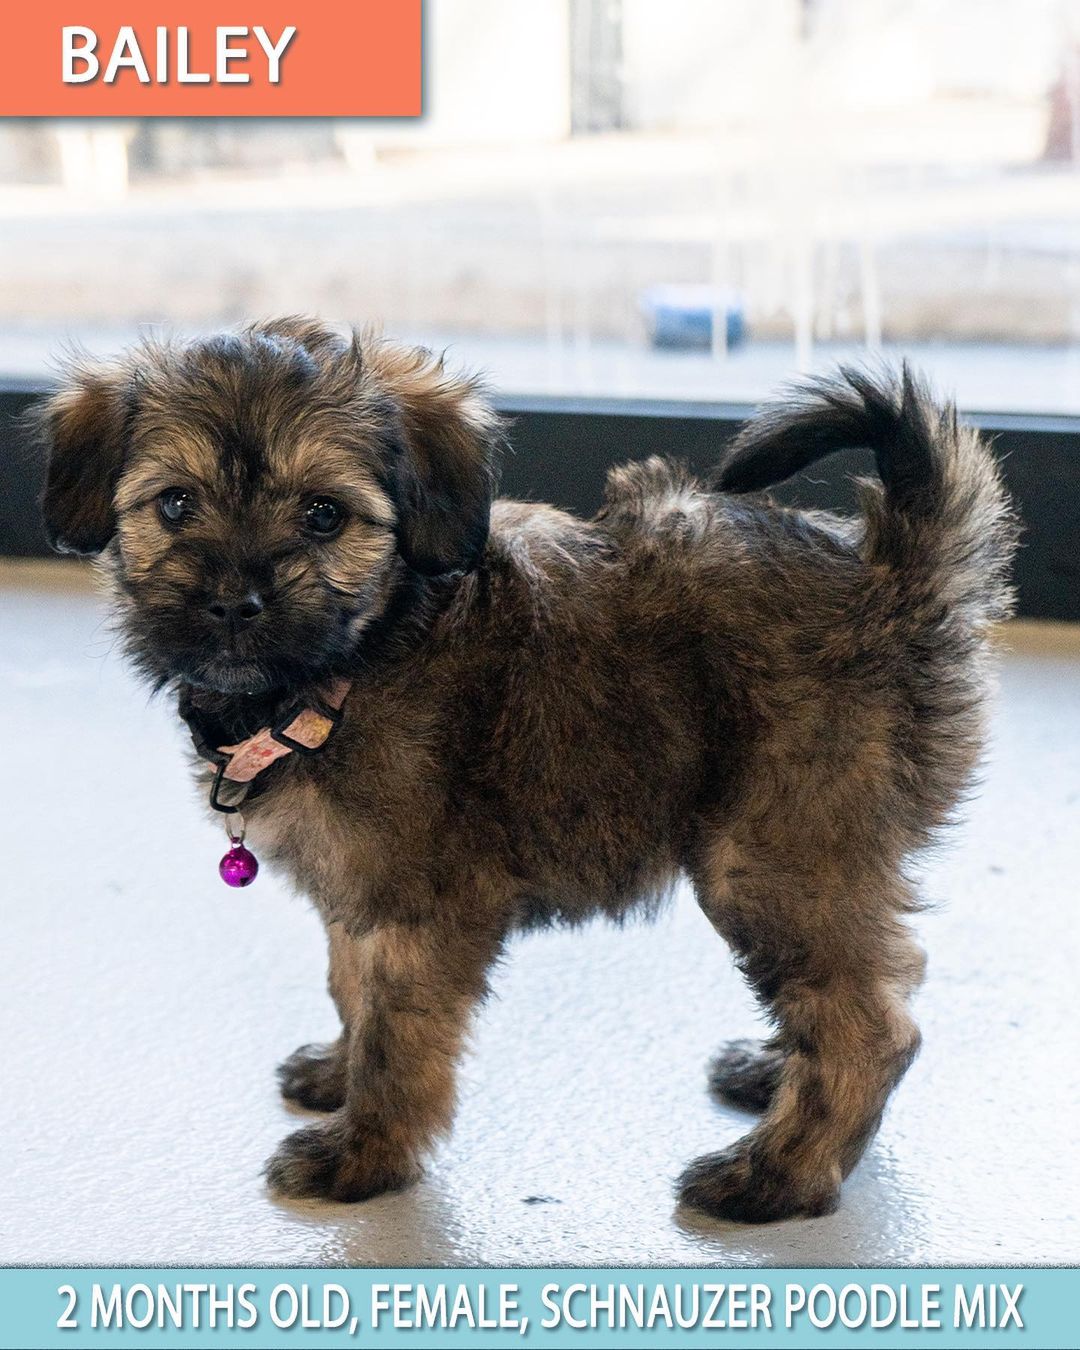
[206,593,265,629]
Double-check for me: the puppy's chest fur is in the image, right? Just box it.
[245,768,376,925]
[212,695,449,930]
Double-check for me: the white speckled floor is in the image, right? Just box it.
[1,559,1078,1267]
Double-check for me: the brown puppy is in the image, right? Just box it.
[37,320,1017,1223]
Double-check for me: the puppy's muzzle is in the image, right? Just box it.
[205,590,266,635]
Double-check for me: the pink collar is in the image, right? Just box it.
[207,676,352,813]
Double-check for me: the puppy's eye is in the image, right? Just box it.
[158,488,194,525]
[304,497,345,537]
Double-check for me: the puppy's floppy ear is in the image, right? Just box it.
[365,341,502,576]
[36,361,135,556]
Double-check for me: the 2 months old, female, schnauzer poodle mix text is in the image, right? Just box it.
[37,319,1016,1223]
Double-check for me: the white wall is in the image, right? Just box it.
[619,0,1070,132]
[620,0,802,131]
[377,0,572,147]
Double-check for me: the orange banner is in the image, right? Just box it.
[0,0,421,116]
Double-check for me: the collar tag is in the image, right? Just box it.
[204,676,351,812]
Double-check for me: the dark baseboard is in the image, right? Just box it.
[4,385,1078,620]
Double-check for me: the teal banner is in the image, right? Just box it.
[0,1268,1074,1349]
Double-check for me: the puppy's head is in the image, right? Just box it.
[38,320,501,694]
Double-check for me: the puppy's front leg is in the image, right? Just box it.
[277,922,361,1113]
[266,918,498,1203]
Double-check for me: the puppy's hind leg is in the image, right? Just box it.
[682,840,925,1224]
[277,922,355,1113]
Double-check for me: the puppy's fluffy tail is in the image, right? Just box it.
[715,364,1018,627]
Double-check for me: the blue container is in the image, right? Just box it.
[640,284,746,351]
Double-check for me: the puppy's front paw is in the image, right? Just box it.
[265,1118,420,1203]
[676,1141,840,1224]
[708,1039,785,1114]
[277,1041,347,1113]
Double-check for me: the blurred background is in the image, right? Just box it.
[4,0,1080,411]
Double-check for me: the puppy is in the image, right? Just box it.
[37,320,1017,1223]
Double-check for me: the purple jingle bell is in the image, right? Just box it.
[219,842,259,887]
